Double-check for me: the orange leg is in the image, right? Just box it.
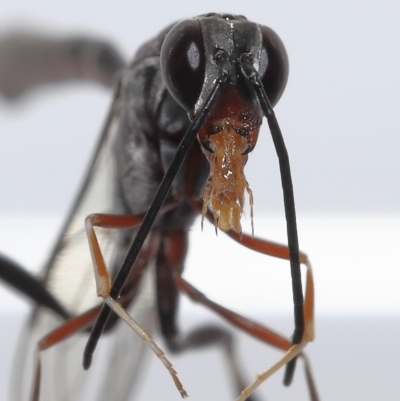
[155,229,261,401]
[32,306,101,401]
[34,207,315,401]
[84,211,187,398]
[226,229,315,344]
[175,266,316,401]
[176,208,317,400]
[223,229,315,401]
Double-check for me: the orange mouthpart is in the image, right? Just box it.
[198,83,262,235]
[201,127,254,234]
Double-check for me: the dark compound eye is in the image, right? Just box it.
[258,25,289,107]
[160,19,206,112]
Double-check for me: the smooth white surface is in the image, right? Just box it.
[0,215,398,400]
[0,215,398,316]
[0,217,398,400]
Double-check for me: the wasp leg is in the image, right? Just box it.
[156,228,260,401]
[0,254,69,318]
[225,229,316,392]
[84,211,187,398]
[189,206,318,399]
[176,268,317,401]
[32,305,102,401]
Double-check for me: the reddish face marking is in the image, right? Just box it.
[198,84,262,234]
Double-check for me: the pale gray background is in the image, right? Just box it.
[0,1,399,401]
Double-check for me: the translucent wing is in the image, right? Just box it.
[2,35,157,400]
[12,98,157,401]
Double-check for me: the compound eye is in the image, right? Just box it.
[258,25,289,107]
[160,19,205,112]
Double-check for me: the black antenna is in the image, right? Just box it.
[240,54,304,385]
